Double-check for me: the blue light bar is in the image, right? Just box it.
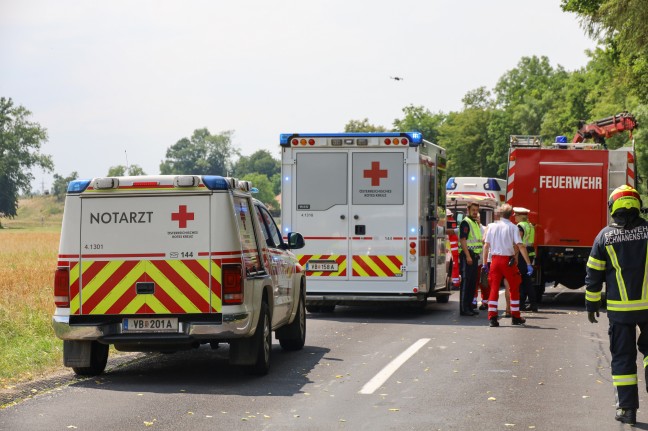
[202,175,230,190]
[555,135,568,143]
[280,132,423,146]
[484,178,501,191]
[445,177,457,190]
[67,179,91,193]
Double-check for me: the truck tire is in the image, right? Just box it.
[71,341,109,376]
[248,301,272,375]
[306,305,321,313]
[436,294,450,304]
[278,291,306,351]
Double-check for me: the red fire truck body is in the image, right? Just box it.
[506,135,636,292]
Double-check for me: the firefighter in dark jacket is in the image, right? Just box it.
[585,185,648,426]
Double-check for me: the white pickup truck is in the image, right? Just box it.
[53,175,306,375]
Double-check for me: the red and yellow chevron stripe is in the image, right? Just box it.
[352,255,403,277]
[69,259,222,315]
[298,255,347,276]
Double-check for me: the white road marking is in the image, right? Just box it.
[359,338,430,395]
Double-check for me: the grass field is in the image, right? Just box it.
[0,228,63,387]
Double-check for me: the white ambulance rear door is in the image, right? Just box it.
[349,150,408,282]
[291,150,350,280]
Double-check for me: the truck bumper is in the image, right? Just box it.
[52,309,254,343]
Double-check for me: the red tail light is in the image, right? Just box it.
[222,264,243,305]
[54,268,70,307]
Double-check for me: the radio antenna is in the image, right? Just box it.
[125,150,130,174]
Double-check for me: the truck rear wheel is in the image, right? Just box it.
[248,301,272,375]
[278,291,306,351]
[71,341,109,376]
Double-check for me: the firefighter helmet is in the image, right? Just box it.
[608,185,642,216]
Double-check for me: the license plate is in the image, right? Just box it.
[123,317,179,333]
[306,260,338,271]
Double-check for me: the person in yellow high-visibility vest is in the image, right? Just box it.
[459,202,482,316]
[514,207,538,312]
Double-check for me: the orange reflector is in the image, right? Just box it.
[409,249,416,255]
[300,139,307,146]
[393,138,400,145]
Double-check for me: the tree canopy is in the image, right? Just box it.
[159,129,239,176]
[0,97,53,222]
[107,164,146,176]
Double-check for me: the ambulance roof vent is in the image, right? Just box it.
[93,177,119,190]
[174,175,200,187]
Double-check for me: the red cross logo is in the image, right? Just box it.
[171,205,194,228]
[364,161,388,186]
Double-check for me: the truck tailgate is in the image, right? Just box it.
[71,195,220,316]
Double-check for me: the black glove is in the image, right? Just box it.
[588,300,601,323]
[588,311,599,324]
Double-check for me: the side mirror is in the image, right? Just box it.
[287,232,305,250]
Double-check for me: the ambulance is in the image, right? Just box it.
[280,132,449,312]
[53,175,307,376]
[446,176,506,225]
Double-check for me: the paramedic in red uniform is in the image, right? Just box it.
[458,202,482,316]
[585,185,648,426]
[482,204,533,327]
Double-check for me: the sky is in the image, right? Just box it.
[0,0,597,192]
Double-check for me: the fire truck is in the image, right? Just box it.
[506,113,638,296]
[280,132,449,312]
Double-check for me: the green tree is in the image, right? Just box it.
[159,129,239,175]
[107,164,146,176]
[242,173,277,209]
[344,118,387,132]
[0,97,53,223]
[51,172,78,202]
[232,150,280,179]
[392,105,445,143]
[562,0,648,103]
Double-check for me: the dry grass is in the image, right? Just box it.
[0,230,63,386]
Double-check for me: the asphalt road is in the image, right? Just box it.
[1,286,645,431]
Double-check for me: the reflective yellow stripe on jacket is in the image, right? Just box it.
[600,244,648,311]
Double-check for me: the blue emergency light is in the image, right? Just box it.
[67,179,91,193]
[202,175,230,190]
[446,177,457,190]
[483,178,501,191]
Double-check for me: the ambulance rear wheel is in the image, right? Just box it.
[248,301,271,375]
[72,341,109,376]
